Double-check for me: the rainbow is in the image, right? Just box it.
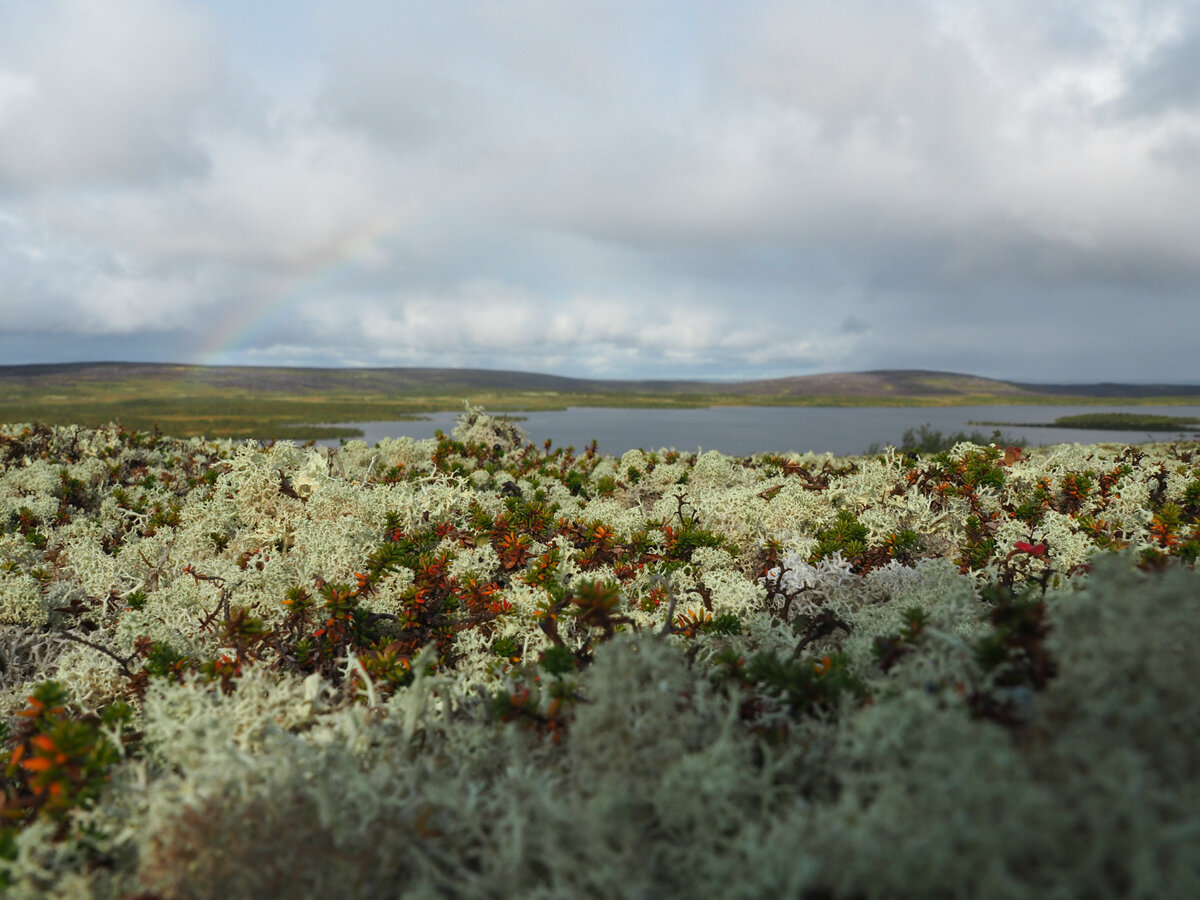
[195,211,404,366]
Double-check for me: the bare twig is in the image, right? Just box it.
[56,631,137,678]
[648,574,680,638]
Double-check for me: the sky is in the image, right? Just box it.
[1,0,1198,384]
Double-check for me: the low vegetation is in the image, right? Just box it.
[866,423,1026,455]
[1053,412,1200,431]
[973,411,1200,433]
[0,407,1198,897]
[270,425,366,441]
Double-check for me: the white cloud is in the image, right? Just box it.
[0,0,229,189]
[62,129,401,270]
[0,71,36,126]
[0,0,1197,380]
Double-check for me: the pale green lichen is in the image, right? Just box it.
[0,572,46,627]
[451,402,530,452]
[1,418,1198,897]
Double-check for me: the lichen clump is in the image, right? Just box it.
[0,412,1198,898]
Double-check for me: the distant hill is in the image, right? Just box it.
[1,361,1198,401]
[2,362,1199,439]
[0,362,704,396]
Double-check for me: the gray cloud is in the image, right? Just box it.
[839,315,870,335]
[0,0,1196,382]
[1108,14,1200,118]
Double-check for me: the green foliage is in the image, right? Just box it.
[1,681,128,840]
[705,612,743,635]
[138,640,190,681]
[882,528,924,563]
[563,468,588,496]
[811,509,869,562]
[5,507,44,548]
[522,546,563,589]
[960,445,1006,490]
[1053,411,1200,430]
[491,636,521,660]
[959,515,998,572]
[538,644,578,676]
[741,650,868,718]
[869,422,1023,455]
[1183,478,1200,515]
[53,469,97,521]
[661,520,727,563]
[566,578,628,638]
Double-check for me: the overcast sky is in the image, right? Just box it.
[1,0,1198,383]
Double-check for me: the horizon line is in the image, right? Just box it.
[1,359,1199,388]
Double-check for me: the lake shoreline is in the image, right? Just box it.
[303,403,1200,458]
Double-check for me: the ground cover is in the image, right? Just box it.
[0,408,1198,897]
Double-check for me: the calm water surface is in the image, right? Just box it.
[310,405,1200,457]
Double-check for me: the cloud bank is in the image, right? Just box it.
[1,0,1197,382]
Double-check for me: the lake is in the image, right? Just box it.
[308,404,1200,457]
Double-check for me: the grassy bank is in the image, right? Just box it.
[973,411,1200,433]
